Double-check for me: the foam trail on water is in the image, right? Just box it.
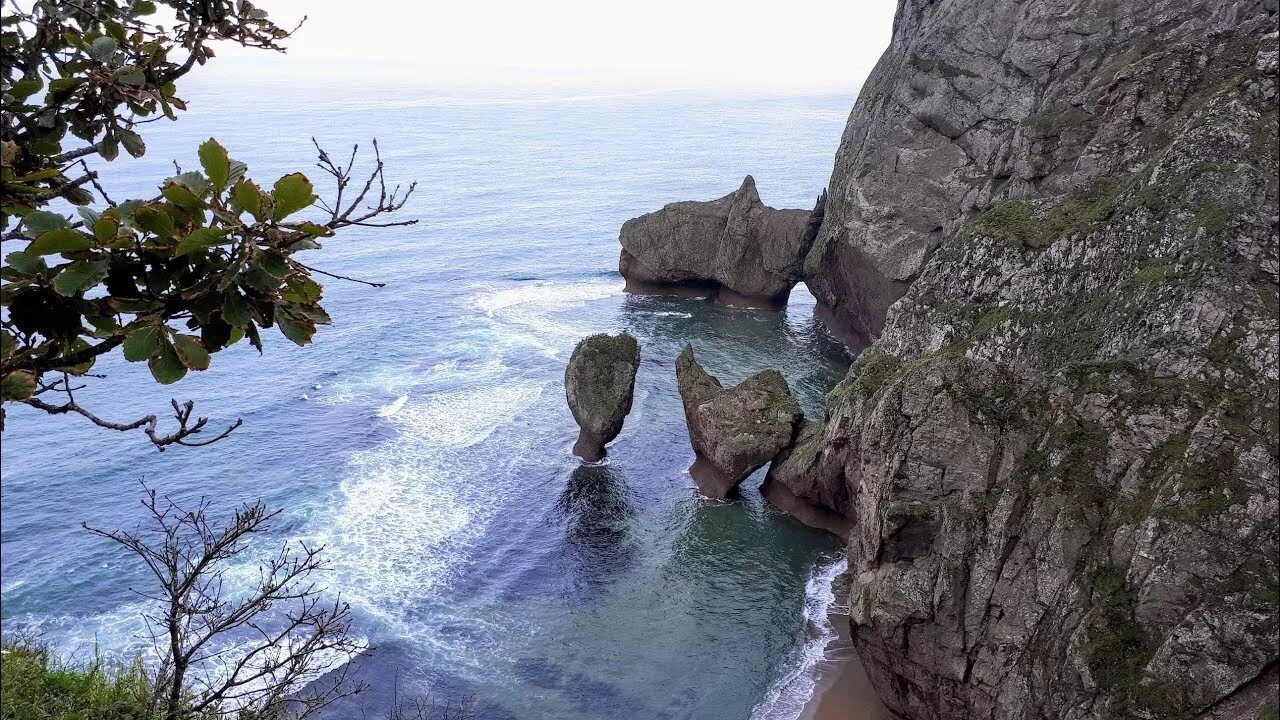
[377,395,408,417]
[321,383,544,622]
[749,556,848,720]
[473,279,623,354]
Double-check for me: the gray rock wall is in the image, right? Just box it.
[801,0,1280,717]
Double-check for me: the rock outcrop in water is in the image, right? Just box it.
[674,345,803,497]
[760,420,853,538]
[618,176,816,306]
[786,0,1280,718]
[564,333,641,461]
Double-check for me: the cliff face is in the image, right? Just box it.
[805,0,1279,341]
[804,0,1280,718]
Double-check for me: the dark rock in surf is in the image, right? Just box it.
[674,345,803,497]
[565,333,641,462]
[618,176,816,307]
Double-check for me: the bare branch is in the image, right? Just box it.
[294,261,386,288]
[86,488,368,719]
[20,394,242,451]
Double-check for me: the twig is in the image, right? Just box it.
[294,262,385,287]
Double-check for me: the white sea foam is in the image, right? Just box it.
[749,556,848,720]
[377,394,408,417]
[3,600,153,661]
[319,382,544,623]
[395,384,542,448]
[473,279,623,353]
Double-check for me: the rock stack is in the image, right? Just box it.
[564,333,640,462]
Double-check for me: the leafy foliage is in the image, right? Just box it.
[1,1,415,447]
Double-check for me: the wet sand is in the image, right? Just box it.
[799,612,887,720]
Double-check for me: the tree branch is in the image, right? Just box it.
[20,395,242,450]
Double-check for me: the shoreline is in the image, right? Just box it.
[797,613,887,720]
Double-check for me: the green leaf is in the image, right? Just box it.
[1,371,37,401]
[259,252,289,278]
[295,221,334,238]
[88,36,118,62]
[56,338,97,375]
[119,128,146,157]
[100,136,120,161]
[47,77,84,95]
[10,76,42,100]
[84,306,120,336]
[200,319,233,351]
[198,138,231,191]
[171,171,211,193]
[117,67,146,86]
[222,292,251,326]
[132,206,174,238]
[231,180,263,219]
[173,227,229,257]
[23,210,69,235]
[0,329,15,358]
[76,208,101,226]
[162,182,204,210]
[123,325,162,362]
[271,173,315,221]
[171,334,211,370]
[277,314,316,346]
[243,323,263,352]
[117,200,142,220]
[27,229,92,256]
[93,217,121,242]
[227,160,249,187]
[5,251,45,275]
[51,259,109,296]
[148,339,187,384]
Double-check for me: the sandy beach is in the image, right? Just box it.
[799,612,887,720]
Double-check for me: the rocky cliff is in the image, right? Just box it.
[799,0,1280,718]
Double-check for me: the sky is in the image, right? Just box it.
[210,0,900,91]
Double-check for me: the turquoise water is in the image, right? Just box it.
[0,75,858,719]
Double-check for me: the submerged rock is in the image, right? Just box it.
[674,345,803,497]
[618,176,815,306]
[564,333,640,461]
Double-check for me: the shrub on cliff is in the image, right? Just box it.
[0,639,153,719]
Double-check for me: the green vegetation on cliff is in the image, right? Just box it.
[0,640,154,720]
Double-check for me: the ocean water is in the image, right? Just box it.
[0,74,861,719]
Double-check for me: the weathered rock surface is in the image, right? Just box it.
[564,333,640,461]
[619,176,816,306]
[675,345,803,497]
[796,0,1280,718]
[761,420,853,538]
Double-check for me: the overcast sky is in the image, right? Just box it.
[212,0,899,90]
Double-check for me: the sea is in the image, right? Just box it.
[0,68,864,720]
